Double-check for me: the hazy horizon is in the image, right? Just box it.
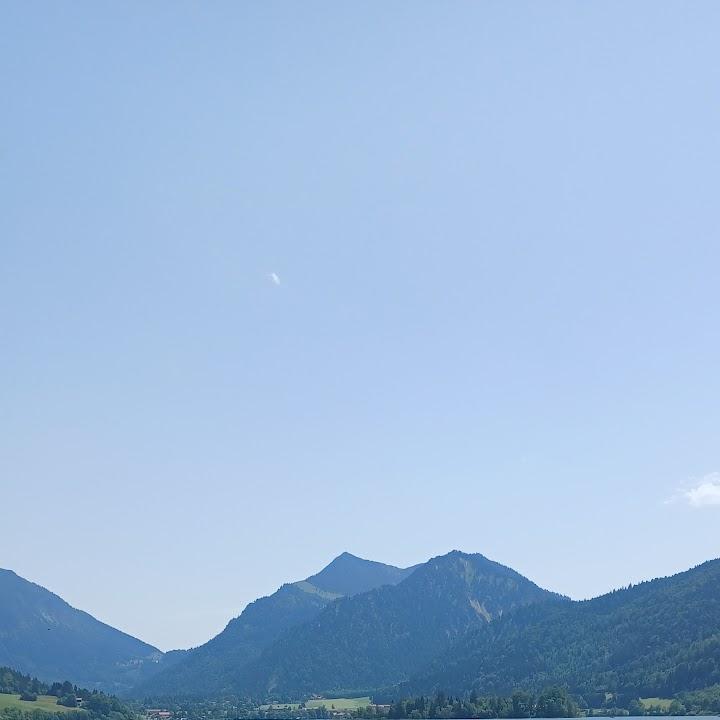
[3,1,719,651]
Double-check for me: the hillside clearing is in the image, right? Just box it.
[0,695,81,713]
[639,697,673,711]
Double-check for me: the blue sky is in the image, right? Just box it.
[2,1,719,651]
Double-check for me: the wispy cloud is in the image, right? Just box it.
[667,472,720,508]
[268,272,281,286]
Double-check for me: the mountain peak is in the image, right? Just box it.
[139,552,418,696]
[426,550,521,575]
[305,552,416,597]
[437,549,487,561]
[236,551,560,697]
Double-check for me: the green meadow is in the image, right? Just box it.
[306,697,372,710]
[639,697,674,711]
[0,695,80,714]
[260,697,372,712]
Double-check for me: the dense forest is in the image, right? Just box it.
[398,559,720,704]
[146,555,720,703]
[676,685,720,715]
[384,688,580,719]
[235,552,558,698]
[140,554,415,698]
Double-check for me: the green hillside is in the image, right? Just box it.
[0,569,164,692]
[0,695,80,714]
[399,559,720,704]
[237,551,560,698]
[139,553,417,697]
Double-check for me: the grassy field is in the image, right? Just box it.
[260,697,373,712]
[0,695,80,714]
[640,697,673,711]
[306,697,372,710]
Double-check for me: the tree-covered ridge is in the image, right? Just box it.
[401,559,720,703]
[138,553,417,697]
[0,667,135,720]
[236,552,561,697]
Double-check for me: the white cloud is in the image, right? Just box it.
[669,472,720,508]
[268,272,281,286]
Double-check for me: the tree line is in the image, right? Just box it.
[0,667,135,720]
[384,688,579,719]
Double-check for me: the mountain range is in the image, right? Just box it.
[2,552,719,704]
[232,551,559,699]
[139,552,417,697]
[397,558,720,704]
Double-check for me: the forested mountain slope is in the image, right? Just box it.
[399,558,720,703]
[236,551,561,698]
[0,569,163,693]
[139,553,416,697]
